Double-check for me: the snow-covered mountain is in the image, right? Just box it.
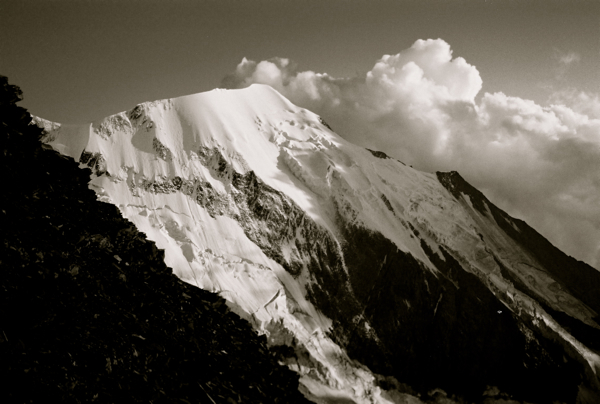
[37,84,600,403]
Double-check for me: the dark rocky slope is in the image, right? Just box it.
[334,222,585,403]
[0,76,310,403]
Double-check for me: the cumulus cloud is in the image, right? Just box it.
[222,39,600,269]
[548,88,600,119]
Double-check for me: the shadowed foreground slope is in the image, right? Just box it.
[0,76,310,403]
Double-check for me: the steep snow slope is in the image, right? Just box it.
[39,84,600,403]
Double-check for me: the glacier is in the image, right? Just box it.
[37,84,600,403]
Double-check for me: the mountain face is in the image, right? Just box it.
[38,84,600,403]
[1,76,310,404]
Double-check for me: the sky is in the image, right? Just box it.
[2,0,599,268]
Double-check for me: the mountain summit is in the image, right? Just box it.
[1,77,309,404]
[39,84,600,403]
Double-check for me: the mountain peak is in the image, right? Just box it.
[37,85,600,403]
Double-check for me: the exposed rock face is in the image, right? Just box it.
[433,171,600,401]
[40,84,600,403]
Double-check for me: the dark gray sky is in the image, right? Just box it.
[2,0,598,123]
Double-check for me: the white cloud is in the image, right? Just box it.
[222,39,600,269]
[548,88,600,119]
[553,49,581,80]
[558,51,581,66]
